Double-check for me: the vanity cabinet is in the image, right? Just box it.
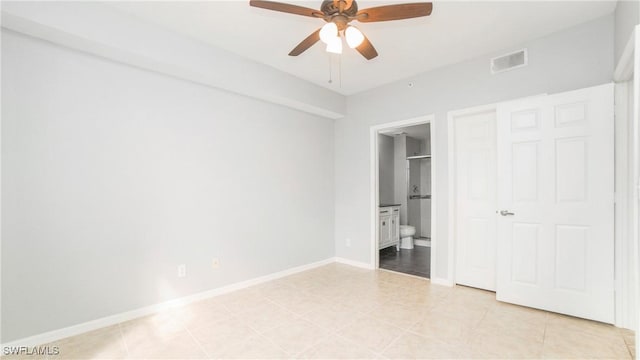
[378,206,400,250]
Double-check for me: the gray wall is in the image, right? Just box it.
[2,30,335,342]
[614,0,639,66]
[420,127,432,238]
[377,134,395,205]
[393,135,408,223]
[333,15,614,278]
[406,137,423,234]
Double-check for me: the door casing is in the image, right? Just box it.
[369,115,437,280]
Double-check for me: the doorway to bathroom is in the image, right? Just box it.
[370,115,436,279]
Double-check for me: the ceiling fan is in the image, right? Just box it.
[249,0,433,60]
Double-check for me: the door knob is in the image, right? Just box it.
[500,210,515,216]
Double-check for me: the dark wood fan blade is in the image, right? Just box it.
[289,28,321,56]
[250,0,322,17]
[357,3,432,22]
[355,34,378,60]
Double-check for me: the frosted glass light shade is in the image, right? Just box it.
[319,23,338,44]
[345,26,364,48]
[326,36,342,54]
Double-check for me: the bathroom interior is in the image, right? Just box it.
[378,123,431,278]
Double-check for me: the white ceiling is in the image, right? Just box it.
[108,1,616,95]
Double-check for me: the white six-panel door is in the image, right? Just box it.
[453,108,498,291]
[496,84,614,323]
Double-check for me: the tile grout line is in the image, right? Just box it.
[331,329,389,358]
[626,345,634,359]
[20,265,632,359]
[182,323,209,358]
[377,327,410,356]
[250,321,308,359]
[259,283,375,358]
[620,330,636,359]
[238,286,339,358]
[295,301,356,358]
[541,313,549,356]
[116,323,130,359]
[624,333,634,359]
[182,298,238,358]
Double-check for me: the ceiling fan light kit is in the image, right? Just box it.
[345,26,364,48]
[319,22,339,44]
[249,0,433,60]
[326,36,343,54]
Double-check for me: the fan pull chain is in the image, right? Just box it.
[339,53,342,88]
[327,53,343,87]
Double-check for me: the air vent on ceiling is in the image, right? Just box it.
[491,49,527,74]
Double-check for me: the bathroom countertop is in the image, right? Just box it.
[379,204,401,207]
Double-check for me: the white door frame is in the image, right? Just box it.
[613,25,639,332]
[613,81,636,329]
[634,26,640,346]
[369,114,436,277]
[631,26,640,341]
[631,25,640,344]
[446,104,498,287]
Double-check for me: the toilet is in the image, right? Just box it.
[399,225,415,249]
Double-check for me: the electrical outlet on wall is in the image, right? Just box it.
[177,264,186,278]
[346,238,352,247]
[212,258,220,269]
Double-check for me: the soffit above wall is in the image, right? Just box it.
[1,1,347,119]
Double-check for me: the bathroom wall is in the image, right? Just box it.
[407,137,423,235]
[393,135,408,224]
[378,134,395,205]
[420,126,432,238]
[392,133,428,234]
[406,136,423,157]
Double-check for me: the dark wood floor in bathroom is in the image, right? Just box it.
[379,245,430,278]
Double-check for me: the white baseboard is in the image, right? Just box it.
[333,257,375,270]
[430,277,454,287]
[414,239,431,247]
[1,257,336,349]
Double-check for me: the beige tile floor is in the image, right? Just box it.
[5,263,636,359]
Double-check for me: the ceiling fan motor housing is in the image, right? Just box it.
[321,0,358,17]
